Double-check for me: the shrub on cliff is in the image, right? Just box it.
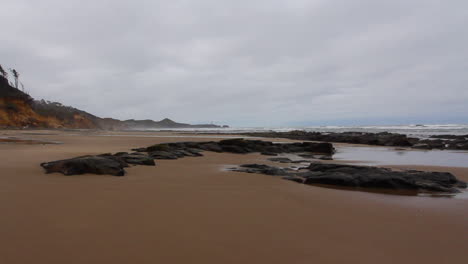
[2,101,19,112]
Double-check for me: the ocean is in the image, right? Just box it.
[146,124,468,138]
[108,124,468,168]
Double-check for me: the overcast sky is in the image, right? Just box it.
[1,0,467,126]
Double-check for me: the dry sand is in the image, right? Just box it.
[0,130,467,264]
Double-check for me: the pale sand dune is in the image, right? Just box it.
[0,130,467,264]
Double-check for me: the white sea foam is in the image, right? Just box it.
[142,124,468,138]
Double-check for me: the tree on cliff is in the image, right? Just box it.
[9,68,19,89]
[0,64,7,79]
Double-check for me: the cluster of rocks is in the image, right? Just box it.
[239,131,468,150]
[414,134,468,150]
[40,153,155,176]
[41,139,334,176]
[430,134,468,140]
[231,163,467,194]
[137,138,334,157]
[40,137,467,195]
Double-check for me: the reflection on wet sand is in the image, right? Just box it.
[0,136,62,145]
[334,145,468,168]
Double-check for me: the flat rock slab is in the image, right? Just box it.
[231,163,467,194]
[142,139,335,157]
[41,155,128,176]
[268,157,311,164]
[114,152,156,166]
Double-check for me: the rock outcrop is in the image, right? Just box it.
[139,139,335,157]
[41,155,129,176]
[240,131,468,150]
[40,152,157,176]
[231,163,467,194]
[41,139,334,176]
[40,138,467,196]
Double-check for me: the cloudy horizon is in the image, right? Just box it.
[1,0,467,127]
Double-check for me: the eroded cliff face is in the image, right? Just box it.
[0,76,100,129]
[0,98,100,129]
[0,98,62,128]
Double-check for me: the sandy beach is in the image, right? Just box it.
[0,130,467,264]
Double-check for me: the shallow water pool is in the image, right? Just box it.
[334,146,468,168]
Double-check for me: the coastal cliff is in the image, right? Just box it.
[0,75,226,130]
[0,76,62,128]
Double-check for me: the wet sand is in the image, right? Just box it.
[0,130,467,264]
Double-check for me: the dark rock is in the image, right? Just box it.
[236,131,468,150]
[291,160,311,164]
[41,155,127,176]
[262,146,282,153]
[198,142,224,152]
[268,157,293,163]
[131,147,147,152]
[115,152,155,166]
[304,163,466,193]
[299,154,316,158]
[240,131,413,148]
[300,142,335,154]
[430,134,468,140]
[230,162,467,194]
[282,176,304,183]
[149,151,179,159]
[136,139,335,159]
[304,172,360,187]
[453,142,468,150]
[171,150,192,157]
[412,143,431,149]
[267,157,310,164]
[420,140,445,149]
[218,138,251,146]
[146,144,171,152]
[43,139,336,176]
[185,148,204,156]
[260,152,278,156]
[233,164,292,176]
[221,145,249,154]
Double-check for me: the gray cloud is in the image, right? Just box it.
[1,0,467,126]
